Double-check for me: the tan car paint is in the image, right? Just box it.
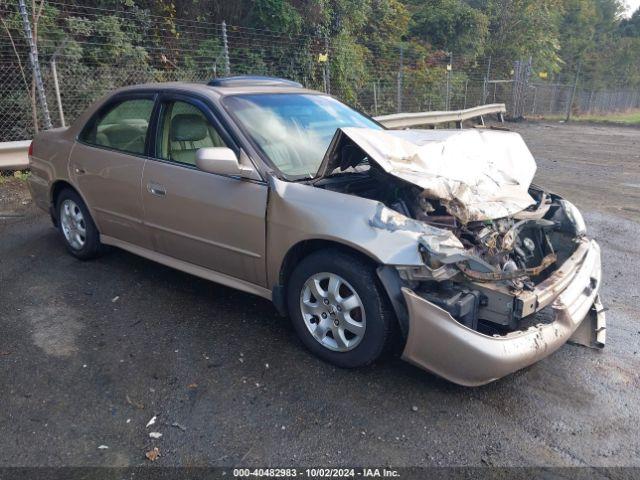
[69,142,152,249]
[141,159,268,286]
[26,82,304,297]
[27,81,605,386]
[27,127,76,211]
[401,240,604,386]
[265,176,425,288]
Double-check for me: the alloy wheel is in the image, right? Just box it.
[299,272,366,352]
[60,199,87,250]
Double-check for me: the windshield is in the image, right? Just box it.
[222,93,382,178]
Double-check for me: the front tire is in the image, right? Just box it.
[56,189,102,260]
[287,249,394,368]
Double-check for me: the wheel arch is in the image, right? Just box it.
[280,239,380,284]
[49,180,93,228]
[51,179,77,203]
[273,239,409,339]
[272,239,382,316]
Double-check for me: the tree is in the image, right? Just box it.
[406,0,488,59]
[470,0,564,73]
[558,0,625,87]
[620,7,640,36]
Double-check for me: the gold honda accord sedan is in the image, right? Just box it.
[27,76,605,386]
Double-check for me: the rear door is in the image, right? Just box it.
[141,93,268,286]
[71,93,155,248]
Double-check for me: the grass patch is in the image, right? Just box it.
[539,109,640,125]
[13,170,31,181]
[0,170,31,184]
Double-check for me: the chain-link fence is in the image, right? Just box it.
[2,2,639,142]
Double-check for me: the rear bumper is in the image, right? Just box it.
[401,239,605,386]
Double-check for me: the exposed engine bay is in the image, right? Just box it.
[310,128,587,336]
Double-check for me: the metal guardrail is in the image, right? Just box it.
[0,104,507,171]
[374,103,506,128]
[0,140,30,170]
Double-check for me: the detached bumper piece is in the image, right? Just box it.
[569,295,606,349]
[401,240,605,386]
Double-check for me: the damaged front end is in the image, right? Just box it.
[311,127,606,386]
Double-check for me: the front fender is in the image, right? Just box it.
[265,176,426,289]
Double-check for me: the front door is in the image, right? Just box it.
[71,94,155,248]
[141,95,268,286]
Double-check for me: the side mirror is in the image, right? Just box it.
[195,147,256,178]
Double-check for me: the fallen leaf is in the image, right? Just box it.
[149,432,162,439]
[125,394,144,410]
[0,351,11,356]
[187,383,198,389]
[171,422,187,431]
[145,447,160,461]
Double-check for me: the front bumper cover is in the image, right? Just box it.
[401,239,605,386]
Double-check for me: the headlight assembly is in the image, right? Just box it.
[559,199,587,236]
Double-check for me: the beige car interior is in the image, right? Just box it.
[234,108,305,174]
[160,102,227,165]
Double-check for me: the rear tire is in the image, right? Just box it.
[287,249,394,368]
[56,189,102,260]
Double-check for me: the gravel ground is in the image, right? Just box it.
[0,121,639,467]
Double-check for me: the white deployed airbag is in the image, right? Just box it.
[337,127,537,223]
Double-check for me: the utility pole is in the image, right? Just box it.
[565,61,581,122]
[373,81,378,114]
[18,0,52,130]
[463,79,468,109]
[445,52,452,110]
[483,55,492,104]
[396,43,403,113]
[221,20,230,76]
[324,35,331,94]
[50,58,64,127]
[51,40,68,127]
[512,60,521,118]
[524,56,532,116]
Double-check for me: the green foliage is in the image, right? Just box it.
[329,31,369,105]
[596,36,640,87]
[407,0,489,58]
[360,0,410,58]
[83,16,143,66]
[182,38,222,71]
[620,8,640,36]
[558,0,599,66]
[551,0,628,88]
[246,0,304,34]
[469,0,565,73]
[3,0,639,132]
[13,170,31,181]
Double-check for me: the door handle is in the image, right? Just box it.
[147,182,166,197]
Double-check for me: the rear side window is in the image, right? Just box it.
[80,98,154,155]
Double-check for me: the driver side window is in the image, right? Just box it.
[158,100,228,166]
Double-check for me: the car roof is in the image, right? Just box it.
[110,81,323,100]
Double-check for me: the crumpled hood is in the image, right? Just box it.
[318,127,537,223]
